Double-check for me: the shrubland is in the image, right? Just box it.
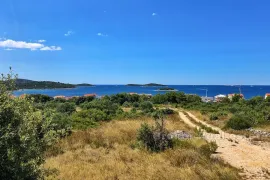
[2,69,268,179]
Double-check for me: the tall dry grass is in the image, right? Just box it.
[45,115,240,180]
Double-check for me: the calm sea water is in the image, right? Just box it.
[13,85,270,99]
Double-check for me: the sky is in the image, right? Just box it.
[0,0,270,85]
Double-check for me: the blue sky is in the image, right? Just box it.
[0,0,270,85]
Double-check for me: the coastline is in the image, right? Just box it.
[154,90,179,92]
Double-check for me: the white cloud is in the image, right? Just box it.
[152,13,157,16]
[97,32,108,37]
[0,39,61,51]
[38,39,46,43]
[65,30,74,36]
[40,46,62,51]
[0,39,44,50]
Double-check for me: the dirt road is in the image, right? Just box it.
[179,111,270,180]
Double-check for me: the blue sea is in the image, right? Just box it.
[13,85,270,99]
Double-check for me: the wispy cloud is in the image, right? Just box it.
[0,39,61,51]
[40,46,62,51]
[64,30,74,36]
[97,33,108,37]
[152,13,157,16]
[38,39,46,43]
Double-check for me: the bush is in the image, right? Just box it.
[26,94,53,103]
[161,108,175,115]
[133,102,139,108]
[137,112,173,152]
[137,123,155,151]
[71,110,99,130]
[139,101,154,113]
[210,113,219,121]
[199,141,218,157]
[0,70,57,179]
[56,102,76,115]
[226,115,252,130]
[122,101,132,108]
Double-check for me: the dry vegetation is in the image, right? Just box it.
[45,114,240,180]
[190,110,232,129]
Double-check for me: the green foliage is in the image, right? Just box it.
[81,99,119,117]
[122,101,132,108]
[231,94,242,103]
[210,113,219,120]
[71,110,99,130]
[137,123,156,151]
[49,112,72,137]
[26,94,53,103]
[0,69,57,179]
[139,101,154,113]
[15,78,74,89]
[161,108,175,115]
[72,96,95,105]
[56,102,76,115]
[137,112,173,152]
[247,96,264,106]
[226,115,252,130]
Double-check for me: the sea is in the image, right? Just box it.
[13,85,270,99]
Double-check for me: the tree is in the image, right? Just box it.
[0,69,57,179]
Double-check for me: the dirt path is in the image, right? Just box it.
[178,111,270,180]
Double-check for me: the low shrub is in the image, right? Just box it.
[199,141,218,157]
[210,113,219,121]
[226,115,252,130]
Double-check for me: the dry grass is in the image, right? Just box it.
[254,123,270,133]
[190,110,232,129]
[45,115,240,180]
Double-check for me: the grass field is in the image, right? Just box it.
[45,114,240,180]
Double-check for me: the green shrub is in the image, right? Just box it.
[226,115,252,130]
[161,108,175,115]
[0,70,57,179]
[210,113,219,121]
[137,123,156,151]
[71,110,99,130]
[139,101,154,113]
[56,102,76,115]
[122,101,132,108]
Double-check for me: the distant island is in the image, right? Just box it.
[15,79,93,89]
[126,83,166,87]
[156,87,178,91]
[75,83,94,87]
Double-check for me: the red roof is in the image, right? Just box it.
[266,93,270,96]
[84,94,97,97]
[54,95,66,99]
[228,94,244,97]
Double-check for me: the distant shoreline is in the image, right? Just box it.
[154,90,179,92]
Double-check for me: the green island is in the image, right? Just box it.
[2,71,270,180]
[126,83,166,87]
[15,79,93,89]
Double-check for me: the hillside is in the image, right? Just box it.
[15,79,93,89]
